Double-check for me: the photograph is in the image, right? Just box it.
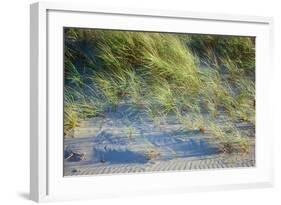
[63,28,256,176]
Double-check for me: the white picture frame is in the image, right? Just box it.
[30,1,274,202]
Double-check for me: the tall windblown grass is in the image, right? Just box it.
[63,28,255,152]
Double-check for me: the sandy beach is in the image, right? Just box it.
[64,102,255,176]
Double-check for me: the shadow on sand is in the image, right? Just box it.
[93,148,148,164]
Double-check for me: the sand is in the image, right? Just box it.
[63,101,255,176]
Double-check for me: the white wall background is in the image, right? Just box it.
[0,0,280,204]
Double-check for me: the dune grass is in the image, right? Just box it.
[63,28,255,153]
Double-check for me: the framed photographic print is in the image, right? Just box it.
[30,2,274,202]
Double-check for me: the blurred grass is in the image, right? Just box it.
[63,28,255,153]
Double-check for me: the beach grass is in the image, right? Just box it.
[63,28,255,152]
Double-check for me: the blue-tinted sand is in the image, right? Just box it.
[63,102,255,176]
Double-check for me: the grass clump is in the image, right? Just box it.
[208,122,250,154]
[187,35,255,74]
[64,104,79,138]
